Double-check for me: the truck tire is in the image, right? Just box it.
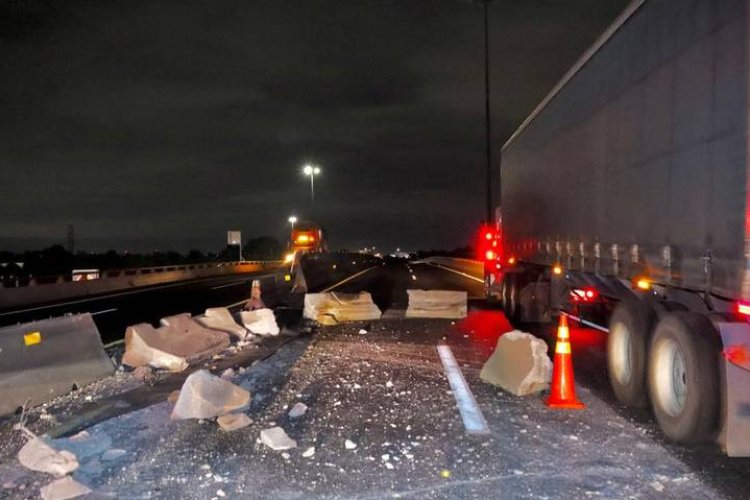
[647,312,720,444]
[607,298,653,408]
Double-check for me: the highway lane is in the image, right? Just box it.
[0,271,288,343]
[316,259,750,493]
[319,259,484,313]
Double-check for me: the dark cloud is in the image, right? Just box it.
[0,0,629,253]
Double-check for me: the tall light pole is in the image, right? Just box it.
[303,164,321,205]
[482,0,494,223]
[288,215,297,248]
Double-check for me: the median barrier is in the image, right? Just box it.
[405,289,468,319]
[0,313,115,417]
[0,261,285,310]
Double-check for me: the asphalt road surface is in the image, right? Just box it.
[0,259,748,499]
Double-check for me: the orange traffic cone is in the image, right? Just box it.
[545,314,585,409]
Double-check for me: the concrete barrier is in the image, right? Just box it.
[0,314,115,416]
[0,261,284,310]
[304,292,382,325]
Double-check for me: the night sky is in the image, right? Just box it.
[1,0,628,254]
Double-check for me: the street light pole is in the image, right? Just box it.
[288,215,297,249]
[303,164,321,206]
[483,0,494,223]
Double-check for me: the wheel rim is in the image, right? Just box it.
[653,338,687,417]
[610,322,633,385]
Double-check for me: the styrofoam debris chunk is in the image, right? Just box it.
[195,307,248,339]
[220,368,235,379]
[217,413,252,432]
[479,330,552,396]
[40,476,91,500]
[288,402,308,418]
[405,289,467,319]
[240,309,279,336]
[260,427,297,451]
[345,440,357,450]
[171,370,250,420]
[303,292,382,324]
[18,436,78,478]
[302,447,316,458]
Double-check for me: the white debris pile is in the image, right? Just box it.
[40,476,92,500]
[405,290,467,319]
[479,330,552,396]
[194,307,249,340]
[259,427,297,451]
[217,413,252,432]
[303,292,382,325]
[240,309,280,336]
[171,370,251,420]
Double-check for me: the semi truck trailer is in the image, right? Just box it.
[490,0,750,456]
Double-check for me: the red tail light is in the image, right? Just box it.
[736,301,750,317]
[571,287,599,303]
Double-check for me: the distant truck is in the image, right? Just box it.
[488,0,750,456]
[291,221,327,254]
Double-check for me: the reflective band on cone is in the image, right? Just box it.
[546,314,585,409]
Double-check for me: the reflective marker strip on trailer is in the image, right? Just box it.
[436,345,490,435]
[561,311,609,333]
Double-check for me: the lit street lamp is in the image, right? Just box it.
[302,164,321,204]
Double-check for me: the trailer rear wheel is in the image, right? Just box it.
[648,312,719,444]
[607,299,653,408]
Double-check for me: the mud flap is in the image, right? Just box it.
[0,313,115,416]
[715,322,750,457]
[519,282,551,323]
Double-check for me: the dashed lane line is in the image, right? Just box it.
[322,266,379,292]
[419,262,484,284]
[437,344,490,435]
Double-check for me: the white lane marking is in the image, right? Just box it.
[421,262,484,283]
[436,345,490,435]
[210,281,249,290]
[322,266,379,292]
[0,272,279,317]
[91,308,118,316]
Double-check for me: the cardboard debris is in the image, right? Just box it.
[171,370,251,420]
[480,330,552,396]
[195,308,248,340]
[303,292,382,325]
[240,309,279,336]
[405,290,467,319]
[217,413,252,432]
[122,323,189,372]
[260,427,296,451]
[18,434,78,478]
[40,476,92,500]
